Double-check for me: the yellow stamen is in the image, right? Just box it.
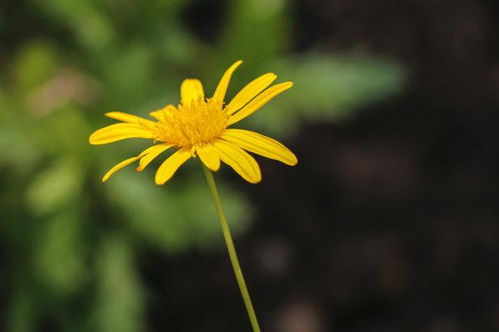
[152,98,229,148]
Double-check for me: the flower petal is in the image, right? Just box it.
[212,140,261,183]
[102,156,141,182]
[226,73,277,114]
[197,144,221,171]
[149,105,176,121]
[89,123,154,145]
[105,111,155,128]
[181,79,204,105]
[212,60,243,102]
[222,129,297,166]
[155,148,191,185]
[136,144,173,171]
[227,81,293,125]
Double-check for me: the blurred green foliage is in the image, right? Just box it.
[0,0,406,330]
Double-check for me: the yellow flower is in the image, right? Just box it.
[89,60,297,185]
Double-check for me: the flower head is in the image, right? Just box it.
[89,60,297,184]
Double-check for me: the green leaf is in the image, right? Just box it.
[0,116,41,171]
[209,0,290,87]
[26,158,83,216]
[244,54,407,135]
[13,40,59,95]
[102,44,154,108]
[34,0,114,50]
[34,208,86,295]
[93,235,145,332]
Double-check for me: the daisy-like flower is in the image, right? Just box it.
[89,60,297,185]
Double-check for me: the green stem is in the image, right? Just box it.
[202,164,261,332]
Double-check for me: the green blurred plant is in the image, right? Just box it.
[0,0,406,330]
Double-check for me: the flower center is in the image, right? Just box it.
[152,98,229,147]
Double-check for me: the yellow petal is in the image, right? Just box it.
[149,105,176,121]
[227,82,293,125]
[155,148,191,185]
[226,73,277,114]
[136,144,173,171]
[222,129,297,166]
[197,144,221,171]
[180,79,204,105]
[89,123,154,145]
[212,60,243,102]
[212,140,261,183]
[102,156,141,182]
[105,111,155,128]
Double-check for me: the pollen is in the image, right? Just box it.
[151,98,229,148]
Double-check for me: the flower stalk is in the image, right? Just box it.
[202,164,261,332]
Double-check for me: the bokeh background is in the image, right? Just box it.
[1,0,499,331]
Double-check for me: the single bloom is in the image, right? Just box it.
[89,60,297,185]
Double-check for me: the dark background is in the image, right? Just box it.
[163,0,499,331]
